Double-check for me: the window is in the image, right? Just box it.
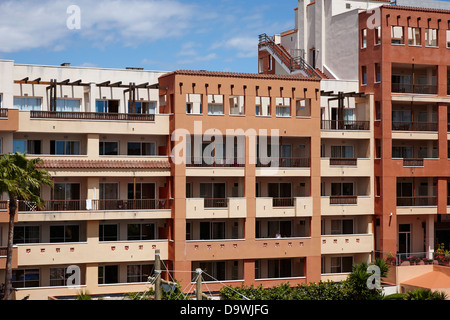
[208,95,224,115]
[127,142,155,156]
[330,220,354,235]
[50,267,70,287]
[13,226,40,244]
[129,101,156,114]
[276,98,291,117]
[50,225,80,243]
[53,183,81,202]
[331,256,353,273]
[361,66,367,85]
[98,265,118,284]
[186,94,202,114]
[127,183,155,200]
[50,140,81,155]
[425,28,438,47]
[331,146,354,159]
[256,96,271,116]
[99,141,118,155]
[99,224,118,241]
[13,97,41,111]
[391,26,404,45]
[12,140,41,154]
[375,63,381,83]
[229,96,245,115]
[408,27,421,46]
[200,221,226,240]
[331,182,354,196]
[375,26,381,45]
[268,259,292,278]
[12,269,39,288]
[392,146,413,159]
[96,100,119,113]
[127,265,152,283]
[447,30,450,48]
[361,29,367,48]
[127,223,156,241]
[296,98,311,117]
[56,98,81,112]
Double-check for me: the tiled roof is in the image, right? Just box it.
[36,159,171,170]
[381,4,450,14]
[159,70,321,82]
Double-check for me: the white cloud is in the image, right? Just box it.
[212,36,258,58]
[0,0,197,53]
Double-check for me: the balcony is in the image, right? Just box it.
[321,234,373,254]
[0,109,8,118]
[321,120,370,131]
[256,157,310,168]
[186,198,246,219]
[392,121,437,132]
[255,197,313,218]
[392,83,437,95]
[397,196,437,207]
[30,111,155,122]
[321,196,373,216]
[186,157,245,168]
[321,158,372,177]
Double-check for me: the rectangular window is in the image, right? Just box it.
[256,96,271,116]
[331,220,354,235]
[128,101,156,114]
[408,27,421,46]
[13,226,40,244]
[127,223,156,241]
[13,97,42,111]
[361,29,367,48]
[199,221,226,240]
[127,142,156,156]
[296,98,311,117]
[99,141,119,155]
[50,267,69,287]
[56,98,81,112]
[99,224,118,242]
[98,265,118,284]
[12,140,41,154]
[375,26,381,45]
[49,225,80,243]
[127,265,152,283]
[425,28,438,47]
[331,257,353,273]
[12,269,40,288]
[186,94,202,114]
[447,30,450,48]
[50,140,81,155]
[331,182,354,196]
[229,96,245,115]
[53,183,81,201]
[331,146,354,159]
[361,66,367,85]
[96,100,119,113]
[375,63,381,83]
[276,98,291,117]
[391,26,404,44]
[208,95,224,115]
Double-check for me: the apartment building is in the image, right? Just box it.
[259,0,450,292]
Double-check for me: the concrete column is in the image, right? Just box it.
[87,177,100,201]
[87,133,99,159]
[89,83,96,113]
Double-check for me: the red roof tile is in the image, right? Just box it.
[381,4,450,14]
[36,159,171,170]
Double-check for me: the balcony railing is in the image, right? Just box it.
[0,109,8,118]
[18,199,171,212]
[187,157,245,168]
[0,247,7,256]
[397,196,437,207]
[321,120,370,131]
[0,201,8,211]
[403,158,424,167]
[329,158,357,166]
[272,197,295,207]
[392,83,437,95]
[392,121,437,132]
[203,198,228,208]
[30,111,155,122]
[257,157,310,168]
[330,196,358,205]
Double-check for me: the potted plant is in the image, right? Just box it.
[385,254,396,266]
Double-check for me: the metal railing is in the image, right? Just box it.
[18,200,86,212]
[203,198,228,208]
[321,120,370,131]
[329,196,358,205]
[392,83,437,95]
[329,158,357,166]
[403,158,424,167]
[374,251,447,267]
[0,247,7,256]
[0,201,8,211]
[392,121,437,132]
[396,196,437,207]
[257,157,310,168]
[186,157,245,168]
[272,197,295,207]
[0,109,8,118]
[258,33,321,78]
[30,111,155,122]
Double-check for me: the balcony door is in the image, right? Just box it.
[53,183,81,210]
[268,183,292,199]
[128,183,156,209]
[331,182,354,196]
[99,183,119,210]
[398,224,411,258]
[200,183,226,207]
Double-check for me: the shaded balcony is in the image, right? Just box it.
[397,178,437,207]
[392,103,437,132]
[392,63,437,95]
[30,110,155,122]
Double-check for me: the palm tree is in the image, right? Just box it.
[0,153,52,300]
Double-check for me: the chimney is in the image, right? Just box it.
[61,63,71,67]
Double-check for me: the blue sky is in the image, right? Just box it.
[0,0,298,73]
